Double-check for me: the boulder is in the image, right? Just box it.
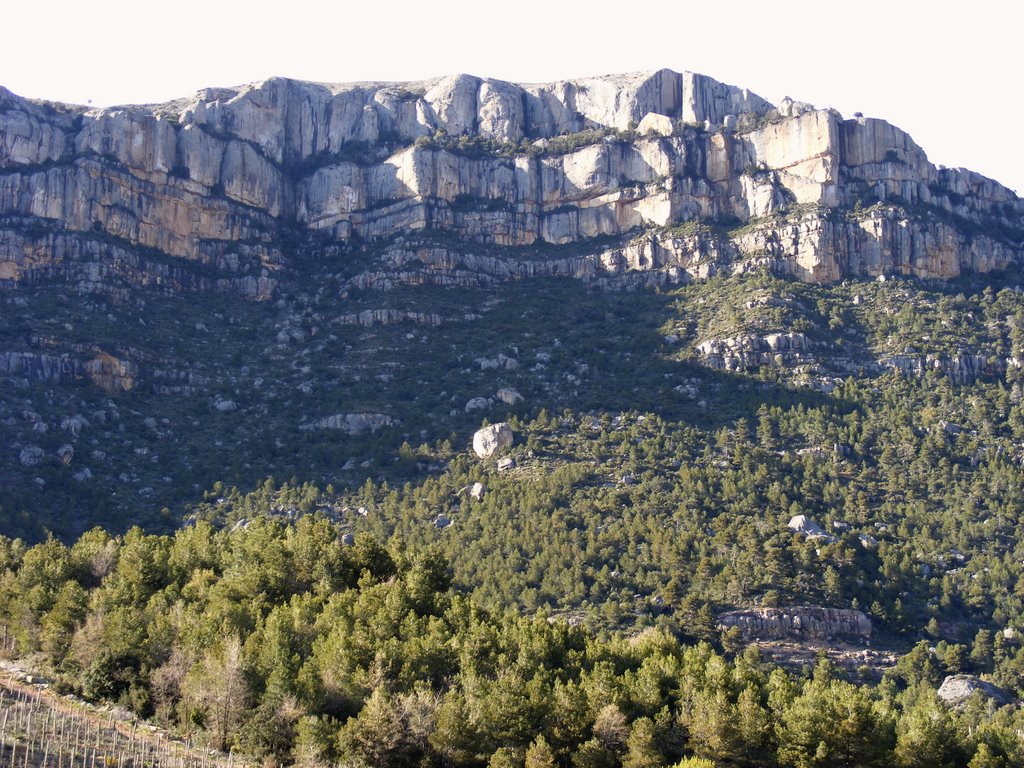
[937,675,1012,708]
[213,398,237,413]
[858,533,878,549]
[465,397,490,412]
[57,444,74,465]
[469,482,485,500]
[496,387,523,405]
[787,515,825,535]
[61,415,88,436]
[777,96,815,118]
[477,354,519,370]
[636,112,674,137]
[472,423,513,458]
[19,446,44,467]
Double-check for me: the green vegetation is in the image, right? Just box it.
[1,524,1021,767]
[412,127,640,161]
[9,258,1024,640]
[6,73,1024,768]
[6,198,1024,765]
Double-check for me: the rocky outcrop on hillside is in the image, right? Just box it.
[0,350,137,392]
[1,68,1021,305]
[717,607,872,641]
[307,413,396,434]
[1,67,1023,415]
[879,352,1005,384]
[697,332,815,371]
[937,675,1013,708]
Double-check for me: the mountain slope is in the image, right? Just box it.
[3,68,1024,766]
[0,67,1022,566]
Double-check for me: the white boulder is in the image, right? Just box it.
[472,423,513,458]
[465,397,490,412]
[19,446,44,467]
[636,112,674,137]
[937,675,1011,708]
[787,515,825,535]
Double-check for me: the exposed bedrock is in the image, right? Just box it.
[0,69,1020,298]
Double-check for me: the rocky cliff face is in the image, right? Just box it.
[2,69,1021,303]
[717,607,872,641]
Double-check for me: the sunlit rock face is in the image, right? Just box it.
[717,607,872,640]
[0,69,1021,302]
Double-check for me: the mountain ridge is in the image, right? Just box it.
[5,69,1024,768]
[3,68,1024,538]
[2,67,1020,305]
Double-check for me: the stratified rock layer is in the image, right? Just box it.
[1,68,1021,303]
[2,68,1023,404]
[717,607,872,640]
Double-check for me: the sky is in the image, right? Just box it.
[3,1,1022,194]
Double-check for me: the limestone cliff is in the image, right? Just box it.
[717,607,872,641]
[1,69,1020,301]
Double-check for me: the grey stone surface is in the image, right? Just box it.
[718,607,872,640]
[472,422,513,458]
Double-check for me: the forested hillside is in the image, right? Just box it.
[3,68,1024,766]
[1,522,1021,767]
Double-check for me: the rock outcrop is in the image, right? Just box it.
[717,607,872,640]
[1,68,1022,406]
[881,352,999,385]
[308,413,395,434]
[0,350,137,392]
[465,397,489,413]
[1,68,1020,308]
[787,515,826,536]
[83,353,138,393]
[698,332,815,371]
[496,387,523,405]
[937,675,1012,708]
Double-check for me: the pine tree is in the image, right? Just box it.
[623,717,662,768]
[893,688,965,768]
[525,735,557,768]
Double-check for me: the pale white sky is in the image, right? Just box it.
[3,1,1021,193]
